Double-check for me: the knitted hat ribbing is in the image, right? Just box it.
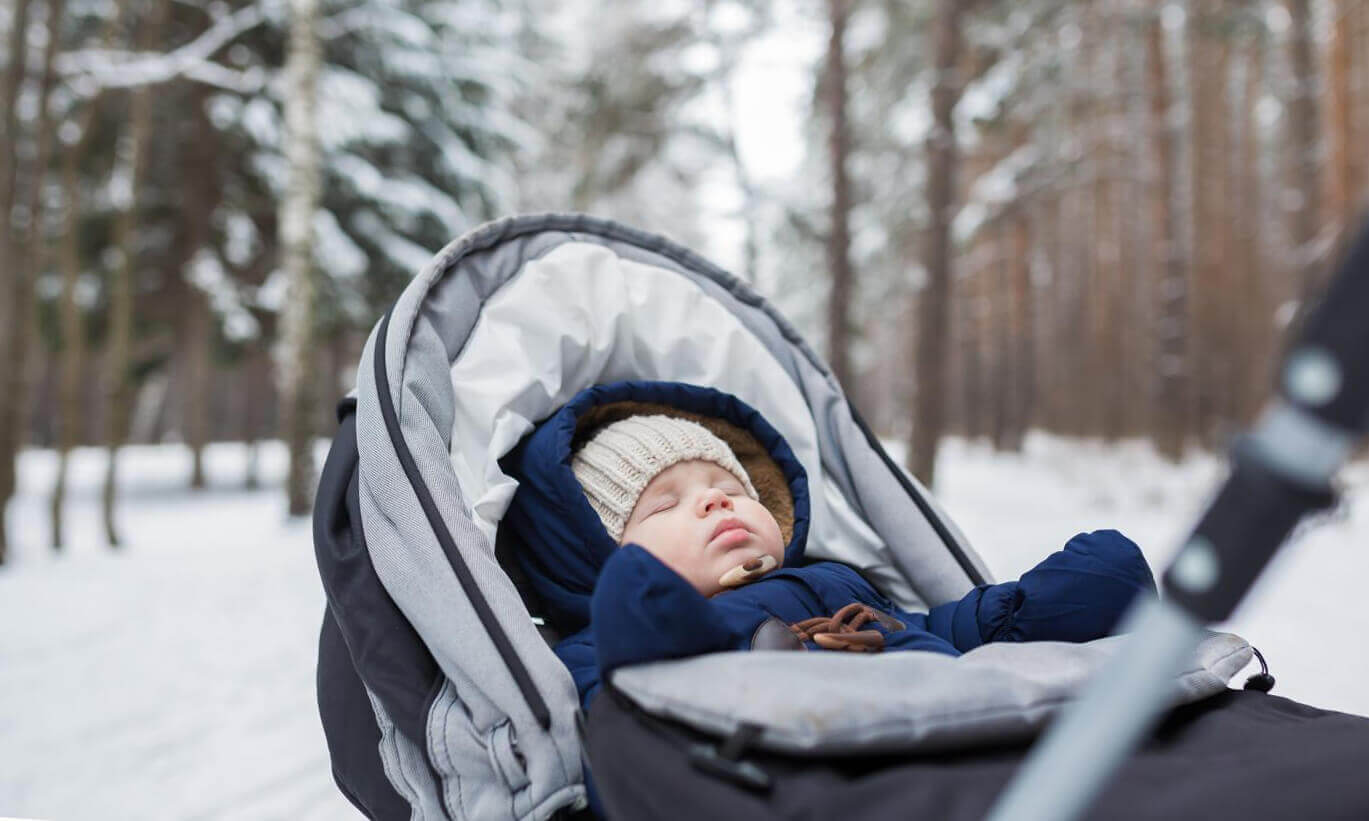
[571,415,759,543]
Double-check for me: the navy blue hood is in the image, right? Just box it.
[499,380,812,635]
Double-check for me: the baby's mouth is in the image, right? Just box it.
[708,518,751,547]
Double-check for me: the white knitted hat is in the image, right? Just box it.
[571,414,759,543]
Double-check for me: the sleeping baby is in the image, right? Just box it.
[500,382,1158,716]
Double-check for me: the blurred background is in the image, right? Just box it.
[3,0,1369,817]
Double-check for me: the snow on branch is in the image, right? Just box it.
[56,2,269,93]
[952,143,1041,244]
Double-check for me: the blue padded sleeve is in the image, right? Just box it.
[553,626,601,713]
[590,544,749,681]
[981,529,1158,645]
[924,584,995,652]
[924,530,1157,650]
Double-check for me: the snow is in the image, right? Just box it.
[956,50,1024,141]
[186,248,261,342]
[952,143,1041,243]
[220,208,260,268]
[1,442,357,819]
[4,436,1368,819]
[333,154,466,231]
[316,68,411,150]
[239,96,281,148]
[55,4,267,94]
[312,209,368,280]
[351,209,437,272]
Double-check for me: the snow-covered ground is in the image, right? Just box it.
[0,443,356,821]
[2,436,1366,820]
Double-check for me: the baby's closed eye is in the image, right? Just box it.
[647,497,677,516]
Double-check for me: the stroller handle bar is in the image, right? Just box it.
[987,216,1369,821]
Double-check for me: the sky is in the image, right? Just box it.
[695,1,825,276]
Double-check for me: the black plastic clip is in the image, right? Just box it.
[688,722,773,794]
[1243,646,1276,693]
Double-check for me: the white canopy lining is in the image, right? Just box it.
[443,240,925,610]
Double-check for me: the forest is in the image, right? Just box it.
[1,0,1365,561]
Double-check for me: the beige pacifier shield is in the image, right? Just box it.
[718,554,779,588]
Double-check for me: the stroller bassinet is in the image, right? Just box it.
[313,214,1369,820]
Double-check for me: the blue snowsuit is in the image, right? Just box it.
[501,381,1159,718]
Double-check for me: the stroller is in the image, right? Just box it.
[313,214,1369,820]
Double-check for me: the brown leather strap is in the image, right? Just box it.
[786,603,902,653]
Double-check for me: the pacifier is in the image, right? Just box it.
[718,554,778,589]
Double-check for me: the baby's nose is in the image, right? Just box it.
[699,488,733,514]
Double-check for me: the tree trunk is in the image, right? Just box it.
[1006,210,1034,451]
[959,250,984,441]
[1068,2,1099,438]
[1355,1,1369,202]
[1187,0,1231,448]
[244,343,266,490]
[13,0,67,480]
[1237,35,1269,425]
[279,0,323,516]
[0,0,34,280]
[3,0,65,559]
[183,86,220,490]
[0,0,35,562]
[1328,0,1358,250]
[1089,4,1121,441]
[52,139,87,551]
[991,224,1012,450]
[910,0,965,486]
[103,0,170,547]
[50,0,126,551]
[14,0,71,552]
[825,0,854,392]
[1145,2,1186,459]
[1285,0,1323,301]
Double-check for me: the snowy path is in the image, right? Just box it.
[2,436,1366,820]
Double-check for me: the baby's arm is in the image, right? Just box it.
[553,627,601,713]
[591,544,750,682]
[925,529,1158,652]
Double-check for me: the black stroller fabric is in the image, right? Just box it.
[587,685,1369,820]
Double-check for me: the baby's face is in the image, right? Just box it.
[619,460,785,598]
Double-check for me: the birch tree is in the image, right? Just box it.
[278,0,322,516]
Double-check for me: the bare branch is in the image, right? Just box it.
[56,2,267,92]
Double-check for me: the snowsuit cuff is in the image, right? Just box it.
[590,544,746,681]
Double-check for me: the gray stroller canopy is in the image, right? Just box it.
[314,214,1249,820]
